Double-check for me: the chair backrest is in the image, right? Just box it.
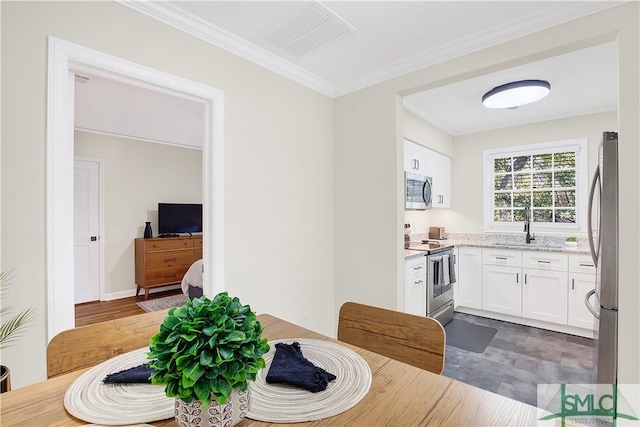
[47,309,169,378]
[337,302,446,374]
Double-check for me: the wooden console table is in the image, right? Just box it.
[134,235,202,299]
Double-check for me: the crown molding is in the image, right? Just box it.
[115,0,335,97]
[117,1,620,99]
[333,2,622,97]
[405,98,618,137]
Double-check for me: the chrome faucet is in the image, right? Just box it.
[524,207,535,244]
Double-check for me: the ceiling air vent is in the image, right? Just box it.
[256,1,356,58]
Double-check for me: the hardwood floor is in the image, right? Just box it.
[74,288,182,327]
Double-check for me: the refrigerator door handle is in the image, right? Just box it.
[587,167,601,266]
[585,289,600,319]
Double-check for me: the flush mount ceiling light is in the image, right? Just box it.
[482,79,551,109]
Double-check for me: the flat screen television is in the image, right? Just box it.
[158,203,202,235]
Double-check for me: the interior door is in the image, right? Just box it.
[74,159,100,303]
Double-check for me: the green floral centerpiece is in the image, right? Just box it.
[148,292,269,427]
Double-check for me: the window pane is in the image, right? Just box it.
[533,209,552,222]
[494,209,512,222]
[514,173,532,189]
[532,172,552,188]
[554,190,575,207]
[533,154,552,170]
[513,192,530,208]
[513,156,531,172]
[494,157,512,173]
[554,170,576,187]
[494,174,512,190]
[555,209,576,223]
[533,191,552,207]
[488,141,583,228]
[494,193,512,207]
[554,152,575,169]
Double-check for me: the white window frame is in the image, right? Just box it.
[483,138,589,233]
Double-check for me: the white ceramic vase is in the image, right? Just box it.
[175,389,250,427]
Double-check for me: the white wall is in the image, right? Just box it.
[334,87,402,311]
[403,108,453,236]
[448,111,617,234]
[334,3,638,384]
[74,131,203,296]
[1,1,334,388]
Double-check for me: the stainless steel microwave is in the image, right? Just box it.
[405,172,432,210]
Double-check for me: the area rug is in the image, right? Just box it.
[136,294,187,312]
[444,318,498,353]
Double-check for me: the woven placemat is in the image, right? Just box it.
[64,348,174,425]
[65,339,372,425]
[247,338,372,423]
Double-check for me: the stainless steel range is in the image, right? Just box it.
[407,242,455,326]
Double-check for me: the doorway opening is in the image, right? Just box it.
[47,37,225,341]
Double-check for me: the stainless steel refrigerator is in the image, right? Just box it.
[586,131,618,385]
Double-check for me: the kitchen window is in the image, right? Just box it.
[483,138,589,232]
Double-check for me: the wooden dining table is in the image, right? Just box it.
[0,313,540,426]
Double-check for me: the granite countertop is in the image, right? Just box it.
[404,232,591,260]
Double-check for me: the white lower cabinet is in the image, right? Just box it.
[456,247,482,309]
[404,255,426,316]
[522,268,568,325]
[405,275,426,316]
[568,273,596,329]
[482,265,522,316]
[482,250,570,323]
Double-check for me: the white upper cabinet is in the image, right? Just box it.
[403,139,427,175]
[426,149,451,209]
[403,139,451,208]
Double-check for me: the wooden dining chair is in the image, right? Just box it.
[46,309,170,378]
[337,302,446,374]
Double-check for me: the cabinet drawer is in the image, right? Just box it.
[194,248,202,261]
[145,250,193,269]
[569,254,596,274]
[405,256,427,280]
[193,236,203,248]
[522,252,568,272]
[145,238,193,252]
[482,249,521,267]
[145,266,190,286]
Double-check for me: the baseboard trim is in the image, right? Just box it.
[103,284,181,301]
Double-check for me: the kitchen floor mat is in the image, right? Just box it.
[444,318,498,353]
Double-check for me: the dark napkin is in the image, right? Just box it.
[266,342,336,392]
[102,363,153,384]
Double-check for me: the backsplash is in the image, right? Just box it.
[409,232,589,247]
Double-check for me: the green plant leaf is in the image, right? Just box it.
[202,324,219,336]
[200,349,214,366]
[175,354,192,370]
[194,377,212,406]
[218,346,234,361]
[184,360,205,383]
[222,331,246,343]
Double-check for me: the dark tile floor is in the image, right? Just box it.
[442,312,596,407]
